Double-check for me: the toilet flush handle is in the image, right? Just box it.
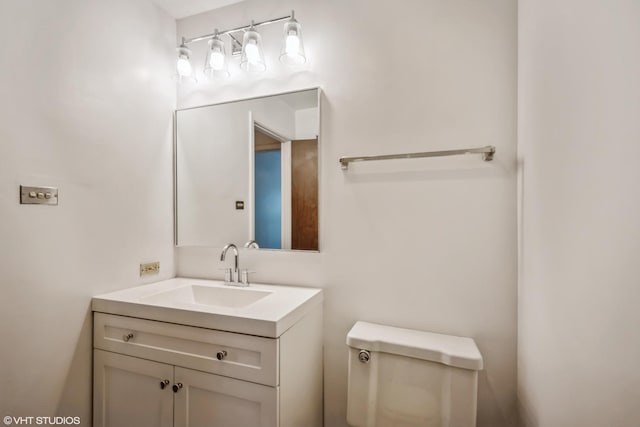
[358,349,371,363]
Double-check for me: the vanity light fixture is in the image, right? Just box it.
[176,10,306,83]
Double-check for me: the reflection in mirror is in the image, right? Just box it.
[176,88,319,251]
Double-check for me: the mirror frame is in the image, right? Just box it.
[173,87,322,252]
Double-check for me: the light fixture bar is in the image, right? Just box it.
[183,15,292,45]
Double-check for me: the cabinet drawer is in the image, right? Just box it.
[94,313,278,386]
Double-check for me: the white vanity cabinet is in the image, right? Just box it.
[92,305,323,427]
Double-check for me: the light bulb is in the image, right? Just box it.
[209,50,225,70]
[176,57,192,76]
[285,33,300,56]
[245,42,260,64]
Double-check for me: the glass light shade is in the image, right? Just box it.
[279,13,306,65]
[176,58,191,76]
[204,35,230,79]
[176,45,196,83]
[240,28,266,73]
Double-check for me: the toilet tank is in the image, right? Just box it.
[346,322,483,427]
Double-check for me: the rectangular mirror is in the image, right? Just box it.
[175,88,320,251]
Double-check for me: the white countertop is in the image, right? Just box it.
[92,277,323,338]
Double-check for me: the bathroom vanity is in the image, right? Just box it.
[91,278,323,427]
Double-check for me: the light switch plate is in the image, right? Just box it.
[140,262,160,276]
[20,185,58,205]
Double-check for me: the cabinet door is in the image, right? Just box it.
[94,350,173,427]
[174,367,278,427]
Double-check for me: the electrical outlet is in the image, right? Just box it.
[140,262,160,276]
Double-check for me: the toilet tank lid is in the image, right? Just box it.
[346,321,483,371]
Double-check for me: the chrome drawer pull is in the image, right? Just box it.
[123,333,134,342]
[216,350,228,360]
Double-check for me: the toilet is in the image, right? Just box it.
[346,321,483,427]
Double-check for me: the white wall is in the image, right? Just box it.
[295,107,319,140]
[176,1,518,426]
[0,0,176,422]
[517,1,640,426]
[254,97,296,140]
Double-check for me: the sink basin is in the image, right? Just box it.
[92,278,323,337]
[141,285,272,309]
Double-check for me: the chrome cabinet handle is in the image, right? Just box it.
[123,333,134,342]
[172,383,183,393]
[160,379,170,390]
[216,350,228,360]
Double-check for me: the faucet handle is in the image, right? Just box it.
[218,267,234,283]
[240,269,255,286]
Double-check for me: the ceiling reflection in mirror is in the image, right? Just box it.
[175,88,319,251]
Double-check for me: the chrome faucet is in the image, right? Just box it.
[220,243,251,287]
[220,243,239,285]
